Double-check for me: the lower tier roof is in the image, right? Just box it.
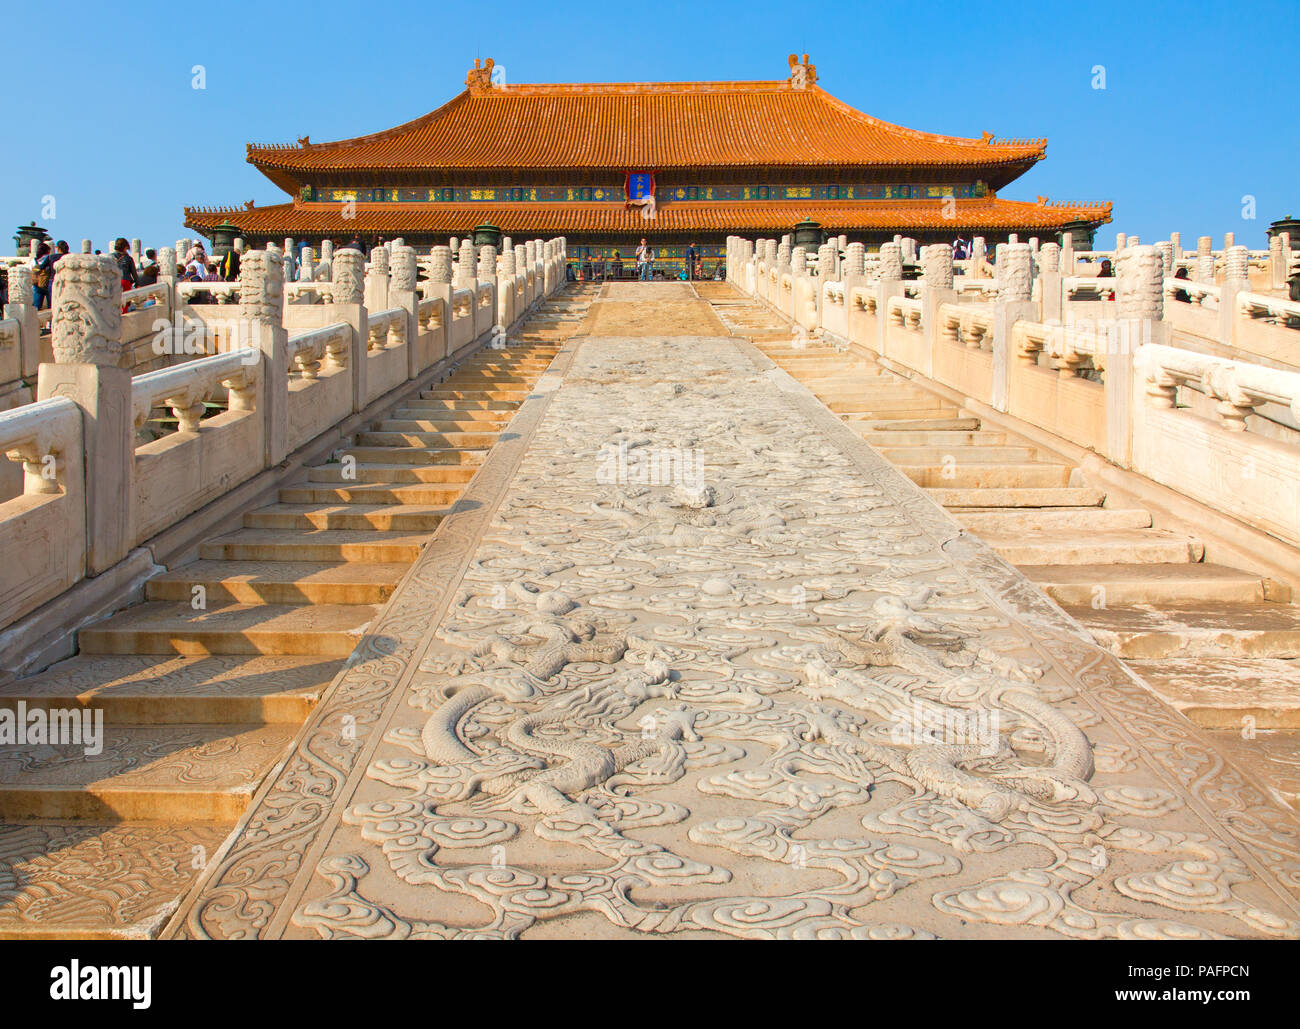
[185,197,1111,238]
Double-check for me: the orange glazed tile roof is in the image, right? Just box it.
[246,75,1047,179]
[186,198,1111,237]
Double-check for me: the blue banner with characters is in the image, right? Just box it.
[626,172,655,201]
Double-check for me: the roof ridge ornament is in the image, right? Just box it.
[788,53,816,90]
[466,57,496,94]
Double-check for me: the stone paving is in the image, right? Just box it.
[168,284,1300,939]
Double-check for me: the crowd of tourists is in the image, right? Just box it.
[567,238,722,282]
[20,237,245,310]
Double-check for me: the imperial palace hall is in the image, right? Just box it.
[184,55,1112,277]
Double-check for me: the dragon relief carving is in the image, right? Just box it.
[286,333,1300,940]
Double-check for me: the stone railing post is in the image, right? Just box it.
[1037,241,1063,322]
[1110,244,1166,465]
[387,245,420,379]
[991,243,1035,413]
[330,248,370,410]
[1060,231,1074,275]
[238,250,288,466]
[1195,236,1214,284]
[920,243,957,365]
[498,247,516,327]
[5,266,41,380]
[522,241,536,304]
[477,244,498,337]
[157,246,178,316]
[816,242,837,324]
[877,241,904,356]
[1154,241,1174,281]
[1220,244,1250,346]
[971,236,987,276]
[1170,231,1182,263]
[365,244,390,312]
[427,246,453,362]
[457,240,477,289]
[36,254,132,573]
[1270,233,1286,289]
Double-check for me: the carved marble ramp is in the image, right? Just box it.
[710,290,1300,814]
[168,285,1300,940]
[0,288,593,938]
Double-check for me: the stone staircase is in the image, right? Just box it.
[0,287,591,938]
[707,290,1300,813]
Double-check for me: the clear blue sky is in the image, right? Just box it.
[7,0,1295,253]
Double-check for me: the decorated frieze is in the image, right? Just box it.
[303,181,990,204]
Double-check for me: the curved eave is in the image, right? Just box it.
[185,197,1112,237]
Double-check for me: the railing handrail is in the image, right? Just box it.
[0,394,80,456]
[131,348,260,429]
[1136,341,1300,418]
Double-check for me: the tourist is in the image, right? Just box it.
[219,246,241,282]
[952,236,969,260]
[1172,266,1190,303]
[636,238,653,281]
[113,237,139,291]
[31,243,55,309]
[612,253,623,279]
[1098,258,1115,301]
[184,242,208,279]
[686,242,699,280]
[54,240,71,265]
[582,256,594,281]
[138,248,158,283]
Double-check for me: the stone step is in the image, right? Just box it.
[903,462,1072,489]
[79,601,376,656]
[402,398,522,412]
[862,416,982,432]
[1129,657,1300,729]
[199,527,427,563]
[792,380,912,395]
[983,529,1203,566]
[454,365,548,376]
[0,723,296,821]
[375,418,509,434]
[930,486,1106,507]
[0,821,232,938]
[146,559,407,605]
[0,654,334,723]
[860,429,1009,447]
[1063,601,1300,659]
[830,396,957,414]
[876,444,1039,464]
[842,407,960,423]
[339,445,486,466]
[1200,729,1300,810]
[1025,563,1265,607]
[356,430,500,449]
[420,391,531,404]
[279,483,464,506]
[389,407,512,423]
[244,501,447,532]
[308,463,478,485]
[955,507,1153,533]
